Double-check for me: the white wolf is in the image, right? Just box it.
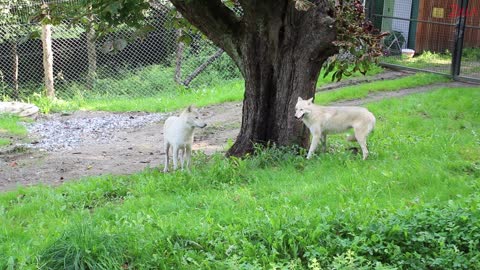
[295,97,376,160]
[163,105,207,172]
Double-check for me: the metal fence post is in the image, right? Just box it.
[451,0,469,78]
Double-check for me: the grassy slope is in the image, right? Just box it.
[1,87,479,268]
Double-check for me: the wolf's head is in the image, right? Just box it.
[182,105,207,128]
[295,97,313,119]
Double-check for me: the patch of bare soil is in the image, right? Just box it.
[0,80,476,192]
[0,102,241,191]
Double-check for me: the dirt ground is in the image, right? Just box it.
[0,80,474,192]
[0,102,242,191]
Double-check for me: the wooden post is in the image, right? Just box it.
[175,29,184,85]
[11,41,19,100]
[86,5,97,89]
[41,23,55,97]
[41,8,55,98]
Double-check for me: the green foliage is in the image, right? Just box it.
[462,47,480,61]
[317,65,384,87]
[26,92,80,114]
[0,0,39,43]
[0,87,479,268]
[324,0,386,81]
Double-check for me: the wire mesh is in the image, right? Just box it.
[460,1,480,80]
[368,0,479,80]
[0,1,242,101]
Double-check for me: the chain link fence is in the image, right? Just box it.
[0,1,242,101]
[367,0,480,82]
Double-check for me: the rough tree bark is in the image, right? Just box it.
[170,0,337,156]
[41,22,55,97]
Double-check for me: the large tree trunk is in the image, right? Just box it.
[170,0,336,156]
[41,23,55,98]
[227,1,336,156]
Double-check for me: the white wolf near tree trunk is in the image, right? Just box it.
[295,97,376,160]
[163,105,207,172]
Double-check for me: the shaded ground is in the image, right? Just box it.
[0,79,476,192]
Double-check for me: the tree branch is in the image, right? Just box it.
[169,0,243,71]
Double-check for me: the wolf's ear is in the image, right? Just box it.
[307,97,313,105]
[187,105,193,112]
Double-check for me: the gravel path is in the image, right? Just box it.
[25,112,168,151]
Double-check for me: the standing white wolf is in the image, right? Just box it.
[295,97,376,160]
[163,105,207,172]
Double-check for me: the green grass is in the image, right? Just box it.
[25,64,387,113]
[1,87,479,269]
[315,72,451,104]
[33,71,448,114]
[381,48,480,76]
[0,114,28,147]
[81,79,245,112]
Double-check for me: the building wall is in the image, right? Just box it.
[415,0,480,53]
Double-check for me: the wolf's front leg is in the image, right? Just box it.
[307,134,321,159]
[163,142,170,173]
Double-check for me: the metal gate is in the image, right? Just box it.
[366,0,480,82]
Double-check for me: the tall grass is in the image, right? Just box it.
[1,87,479,269]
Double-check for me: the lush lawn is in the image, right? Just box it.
[315,72,450,104]
[1,87,479,269]
[0,114,28,147]
[36,72,448,114]
[81,79,245,112]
